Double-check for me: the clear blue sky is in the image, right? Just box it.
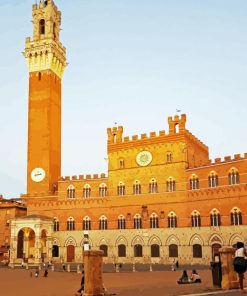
[0,0,247,198]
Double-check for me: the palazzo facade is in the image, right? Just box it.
[8,0,247,266]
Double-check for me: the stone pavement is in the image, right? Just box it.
[0,268,246,296]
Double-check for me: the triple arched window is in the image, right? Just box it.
[191,210,201,227]
[83,216,91,231]
[133,180,141,195]
[231,207,242,225]
[149,178,158,193]
[150,213,159,228]
[228,168,240,185]
[210,209,221,227]
[208,171,218,188]
[167,177,176,192]
[118,215,126,230]
[134,214,142,229]
[168,211,177,228]
[99,183,107,197]
[83,184,91,198]
[117,182,125,196]
[99,216,108,230]
[67,185,75,199]
[67,217,75,231]
[190,174,199,190]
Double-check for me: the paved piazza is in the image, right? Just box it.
[0,268,246,296]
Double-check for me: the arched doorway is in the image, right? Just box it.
[212,243,221,261]
[52,245,59,258]
[17,228,35,260]
[67,245,75,262]
[99,245,108,257]
[118,244,126,257]
[134,244,143,257]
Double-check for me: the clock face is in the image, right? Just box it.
[31,168,46,182]
[136,151,152,167]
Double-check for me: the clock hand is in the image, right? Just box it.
[35,173,42,176]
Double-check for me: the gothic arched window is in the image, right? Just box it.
[118,215,125,230]
[83,216,91,231]
[210,209,221,227]
[133,180,141,195]
[150,213,159,228]
[149,178,158,193]
[67,185,75,199]
[67,217,75,231]
[168,211,177,228]
[191,210,201,227]
[167,177,176,192]
[99,216,108,230]
[190,174,199,190]
[134,214,142,229]
[231,207,242,226]
[117,182,125,196]
[99,183,107,198]
[208,171,219,188]
[83,184,91,198]
[193,244,202,258]
[228,168,240,185]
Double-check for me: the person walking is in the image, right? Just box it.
[43,268,48,277]
[233,241,247,294]
[75,269,85,296]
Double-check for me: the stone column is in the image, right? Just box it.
[9,236,17,265]
[46,236,53,260]
[219,247,238,290]
[83,250,104,296]
[35,236,42,264]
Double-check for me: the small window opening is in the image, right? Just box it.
[39,19,45,35]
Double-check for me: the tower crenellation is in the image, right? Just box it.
[107,126,123,144]
[168,114,186,135]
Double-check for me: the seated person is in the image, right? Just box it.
[177,270,189,284]
[189,270,201,283]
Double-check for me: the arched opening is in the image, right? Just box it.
[17,229,24,259]
[212,243,221,261]
[118,244,126,257]
[39,19,45,35]
[169,244,178,257]
[53,23,56,39]
[151,244,160,257]
[134,244,143,257]
[17,228,36,260]
[67,245,75,262]
[52,245,59,257]
[99,244,108,257]
[193,244,202,258]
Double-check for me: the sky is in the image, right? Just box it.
[0,0,247,198]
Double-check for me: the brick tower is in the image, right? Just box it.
[24,0,66,195]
